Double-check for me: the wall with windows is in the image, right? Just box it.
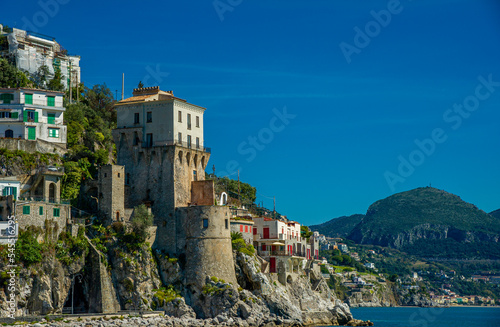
[0,181,21,200]
[15,201,69,236]
[230,219,254,244]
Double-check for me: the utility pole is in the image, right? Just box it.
[237,170,240,202]
[121,73,125,100]
[69,60,72,104]
[273,196,276,219]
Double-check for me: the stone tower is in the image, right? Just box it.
[97,165,125,223]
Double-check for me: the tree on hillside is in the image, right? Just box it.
[82,84,116,125]
[131,204,154,243]
[47,67,64,91]
[0,58,29,88]
[137,81,144,88]
[214,176,256,205]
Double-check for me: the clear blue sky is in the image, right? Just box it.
[2,0,500,225]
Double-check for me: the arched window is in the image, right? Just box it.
[5,129,13,138]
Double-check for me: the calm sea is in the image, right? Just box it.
[331,307,500,327]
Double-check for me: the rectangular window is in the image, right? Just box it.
[25,93,33,104]
[225,219,228,229]
[240,225,244,232]
[178,111,182,122]
[193,170,197,181]
[187,113,191,130]
[53,208,60,217]
[187,135,191,148]
[245,225,248,233]
[39,206,43,215]
[2,187,17,198]
[47,113,55,124]
[196,137,200,149]
[262,244,266,251]
[253,227,257,235]
[147,111,152,123]
[23,206,30,215]
[28,127,36,140]
[47,96,55,107]
[203,218,208,228]
[1,93,14,104]
[134,112,140,124]
[196,116,200,127]
[178,132,182,143]
[48,128,59,138]
[146,133,153,147]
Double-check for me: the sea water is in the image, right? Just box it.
[333,307,500,327]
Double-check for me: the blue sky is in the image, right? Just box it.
[2,0,500,225]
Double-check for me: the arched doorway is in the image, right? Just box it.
[5,129,13,138]
[49,183,56,203]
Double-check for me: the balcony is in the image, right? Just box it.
[142,140,211,153]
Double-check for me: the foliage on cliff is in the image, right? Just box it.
[213,176,257,205]
[0,58,29,88]
[0,148,62,176]
[310,214,364,238]
[490,209,500,219]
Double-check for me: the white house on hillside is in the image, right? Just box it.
[0,87,67,145]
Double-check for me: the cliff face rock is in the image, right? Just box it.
[234,252,357,326]
[0,254,85,317]
[346,282,397,308]
[108,246,162,311]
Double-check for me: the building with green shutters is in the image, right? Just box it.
[0,87,67,147]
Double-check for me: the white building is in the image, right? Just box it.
[365,262,375,269]
[1,27,81,90]
[115,87,206,151]
[0,87,67,145]
[0,220,18,244]
[0,179,21,200]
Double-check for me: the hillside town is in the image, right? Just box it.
[0,23,498,327]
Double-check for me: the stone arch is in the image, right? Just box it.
[49,183,56,203]
[178,150,183,164]
[287,275,293,284]
[201,156,206,169]
[220,192,228,205]
[5,129,13,138]
[133,131,139,145]
[186,152,191,166]
[193,154,198,167]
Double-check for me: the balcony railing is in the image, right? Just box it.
[257,233,300,241]
[18,197,70,205]
[141,140,211,153]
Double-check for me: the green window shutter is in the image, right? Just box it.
[53,208,60,217]
[39,206,43,215]
[28,127,36,140]
[25,93,33,104]
[23,206,30,215]
[11,112,18,119]
[12,187,16,199]
[47,96,55,107]
[1,188,6,196]
[23,111,28,122]
[34,111,39,123]
[48,113,55,124]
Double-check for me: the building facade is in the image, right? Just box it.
[0,87,67,146]
[112,87,236,301]
[1,27,81,90]
[230,218,254,244]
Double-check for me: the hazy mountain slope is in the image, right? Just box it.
[310,214,364,238]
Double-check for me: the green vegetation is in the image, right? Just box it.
[153,285,181,306]
[0,58,30,88]
[213,176,256,206]
[0,149,61,175]
[130,204,154,243]
[231,232,255,256]
[15,230,43,266]
[56,228,89,265]
[300,226,313,240]
[310,214,364,238]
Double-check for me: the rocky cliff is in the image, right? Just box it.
[1,223,373,326]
